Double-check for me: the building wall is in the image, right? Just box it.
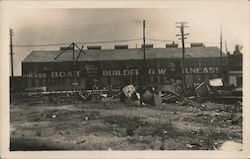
[22,57,228,91]
[227,53,242,87]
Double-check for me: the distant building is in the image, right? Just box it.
[227,45,243,87]
[21,45,228,91]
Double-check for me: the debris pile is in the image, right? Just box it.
[117,78,242,107]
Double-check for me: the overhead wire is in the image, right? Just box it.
[25,21,141,32]
[13,37,241,48]
[13,38,143,47]
[45,21,141,29]
[14,39,240,48]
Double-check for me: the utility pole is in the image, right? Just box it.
[143,20,146,61]
[176,22,189,85]
[55,42,85,103]
[10,28,14,77]
[220,28,223,78]
[72,44,76,96]
[140,20,146,106]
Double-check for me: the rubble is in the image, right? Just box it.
[185,143,203,149]
[195,81,210,97]
[76,140,86,144]
[209,78,223,87]
[123,85,136,98]
[59,130,65,135]
[11,76,242,106]
[231,114,242,125]
[10,99,242,150]
[153,94,162,106]
[161,91,180,103]
[10,77,242,150]
[126,128,135,136]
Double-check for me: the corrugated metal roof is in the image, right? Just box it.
[22,47,225,63]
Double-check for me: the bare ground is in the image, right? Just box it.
[10,100,242,150]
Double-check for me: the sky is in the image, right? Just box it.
[5,1,250,75]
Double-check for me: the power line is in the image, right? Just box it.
[14,43,70,47]
[42,21,140,30]
[147,38,241,47]
[147,38,221,45]
[14,23,142,37]
[13,38,142,47]
[146,38,176,43]
[13,37,240,49]
[83,38,142,44]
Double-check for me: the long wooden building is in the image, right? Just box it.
[21,44,228,91]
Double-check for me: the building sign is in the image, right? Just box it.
[102,68,172,76]
[147,68,169,75]
[22,67,220,78]
[102,69,139,76]
[51,71,81,78]
[23,72,47,78]
[85,64,99,74]
[185,67,219,74]
[23,71,81,78]
[102,67,220,76]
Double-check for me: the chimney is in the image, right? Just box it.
[60,46,74,50]
[141,44,153,48]
[114,45,128,49]
[166,41,178,48]
[87,46,102,50]
[190,43,204,47]
[234,45,240,54]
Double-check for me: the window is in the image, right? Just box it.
[153,75,158,84]
[39,79,43,86]
[236,76,242,87]
[107,77,111,85]
[185,75,192,84]
[209,74,213,79]
[197,59,202,66]
[27,79,32,88]
[174,61,181,71]
[35,79,39,87]
[160,75,165,84]
[192,75,197,83]
[204,74,209,81]
[169,62,175,71]
[32,79,35,87]
[100,77,107,86]
[131,75,137,84]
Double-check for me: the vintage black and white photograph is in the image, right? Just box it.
[2,0,249,154]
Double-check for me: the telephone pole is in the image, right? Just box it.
[140,20,146,106]
[72,44,76,93]
[143,20,146,61]
[176,22,189,85]
[220,27,223,78]
[10,28,14,77]
[55,42,85,103]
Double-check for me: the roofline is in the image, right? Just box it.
[22,46,226,63]
[26,46,222,52]
[22,56,228,64]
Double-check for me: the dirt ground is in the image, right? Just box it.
[10,99,242,151]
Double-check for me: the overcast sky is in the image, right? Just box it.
[6,1,249,75]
